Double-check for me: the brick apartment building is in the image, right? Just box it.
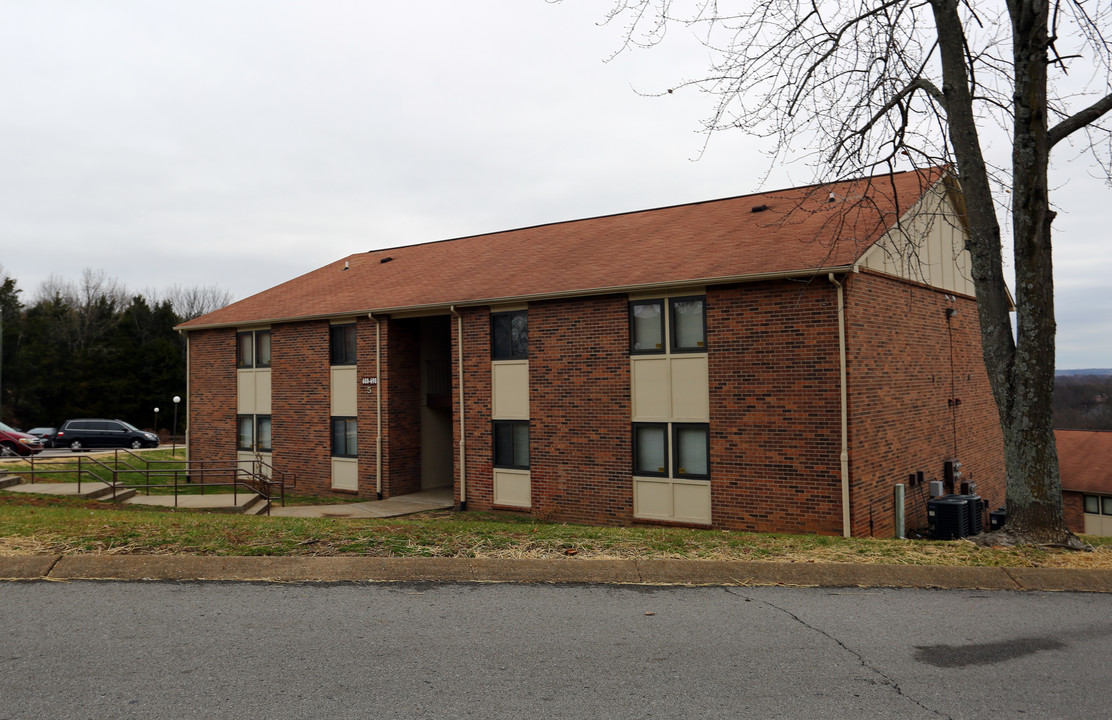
[1056,429,1112,537]
[178,168,1006,537]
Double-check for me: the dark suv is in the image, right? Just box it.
[0,422,46,457]
[55,419,160,451]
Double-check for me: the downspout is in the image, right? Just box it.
[828,273,851,538]
[450,306,467,509]
[368,313,383,500]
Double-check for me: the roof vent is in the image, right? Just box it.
[380,256,393,264]
[828,192,837,202]
[343,261,349,271]
[751,204,769,213]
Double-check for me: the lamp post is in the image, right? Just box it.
[154,407,160,437]
[172,396,181,456]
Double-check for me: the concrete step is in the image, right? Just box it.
[0,474,24,490]
[90,486,138,503]
[242,495,271,515]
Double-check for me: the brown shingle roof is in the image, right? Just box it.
[180,167,947,329]
[1056,430,1112,494]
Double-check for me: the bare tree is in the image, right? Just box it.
[589,0,1111,545]
[164,284,234,321]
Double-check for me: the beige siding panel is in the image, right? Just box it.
[670,355,709,421]
[633,477,712,524]
[671,481,712,524]
[331,457,359,491]
[633,477,674,519]
[331,366,358,417]
[237,451,272,478]
[237,370,255,414]
[493,469,531,507]
[631,357,672,421]
[492,360,530,420]
[1084,513,1112,537]
[255,370,272,414]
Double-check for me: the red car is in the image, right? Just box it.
[0,422,46,457]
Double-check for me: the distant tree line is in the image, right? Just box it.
[1054,375,1112,431]
[0,266,232,434]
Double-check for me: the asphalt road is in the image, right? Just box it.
[1,581,1108,719]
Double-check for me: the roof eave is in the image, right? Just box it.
[175,264,858,332]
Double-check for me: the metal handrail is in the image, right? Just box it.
[11,451,293,515]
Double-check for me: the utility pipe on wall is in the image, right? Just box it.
[828,273,851,538]
[450,305,467,509]
[368,313,383,500]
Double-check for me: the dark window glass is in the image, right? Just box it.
[673,424,710,479]
[632,423,668,476]
[1104,497,1112,516]
[491,311,528,360]
[330,324,357,365]
[493,420,529,469]
[331,417,357,457]
[255,331,272,368]
[670,297,706,351]
[256,416,272,452]
[1085,495,1100,514]
[630,300,665,353]
[237,415,254,451]
[237,332,254,368]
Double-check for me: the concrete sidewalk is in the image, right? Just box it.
[2,555,1111,591]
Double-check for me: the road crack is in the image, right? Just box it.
[724,587,951,719]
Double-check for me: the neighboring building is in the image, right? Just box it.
[178,168,1005,537]
[1057,429,1112,536]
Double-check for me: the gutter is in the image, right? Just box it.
[450,305,467,510]
[175,266,857,332]
[828,273,852,538]
[368,313,383,500]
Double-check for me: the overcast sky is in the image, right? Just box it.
[2,1,1109,368]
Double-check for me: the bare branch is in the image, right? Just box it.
[1048,91,1112,147]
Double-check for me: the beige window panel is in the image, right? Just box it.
[331,366,358,417]
[237,369,272,415]
[494,468,531,508]
[633,477,711,525]
[331,457,358,491]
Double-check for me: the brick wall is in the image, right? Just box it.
[845,271,1006,537]
[707,281,845,535]
[271,320,332,495]
[382,318,422,497]
[528,295,632,524]
[454,307,492,509]
[186,329,237,466]
[357,316,381,498]
[1063,491,1085,534]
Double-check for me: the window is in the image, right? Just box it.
[237,330,271,368]
[491,311,528,360]
[633,422,709,479]
[237,415,254,451]
[493,420,529,469]
[630,300,664,352]
[331,417,357,457]
[255,331,271,368]
[330,324,357,366]
[1084,495,1112,515]
[630,296,706,353]
[673,423,709,478]
[633,423,668,476]
[237,415,272,452]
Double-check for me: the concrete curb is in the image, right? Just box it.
[2,555,1111,591]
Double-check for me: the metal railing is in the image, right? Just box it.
[10,450,296,516]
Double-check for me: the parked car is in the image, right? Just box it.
[54,419,160,451]
[0,422,46,457]
[26,427,57,448]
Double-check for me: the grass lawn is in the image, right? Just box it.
[0,489,1109,568]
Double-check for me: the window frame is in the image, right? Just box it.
[331,417,358,458]
[672,422,710,479]
[237,414,272,453]
[669,296,707,353]
[254,330,272,369]
[629,299,666,355]
[329,324,357,366]
[629,296,707,354]
[492,420,530,470]
[236,332,255,368]
[632,422,670,478]
[237,415,255,452]
[491,310,528,361]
